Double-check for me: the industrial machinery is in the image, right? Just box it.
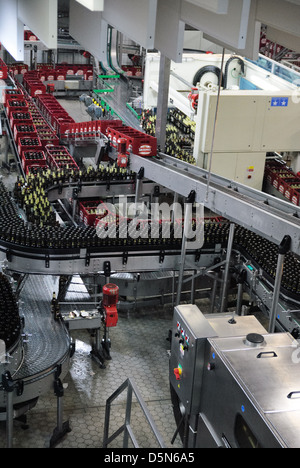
[170,304,300,448]
[143,52,300,190]
[90,282,119,367]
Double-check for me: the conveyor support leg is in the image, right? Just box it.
[50,366,71,448]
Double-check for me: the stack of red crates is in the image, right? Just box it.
[107,125,157,157]
[23,71,46,97]
[2,88,24,106]
[14,123,37,142]
[8,63,29,77]
[35,94,75,134]
[36,127,59,147]
[10,111,33,129]
[122,65,142,77]
[22,150,47,174]
[265,160,300,206]
[60,119,124,140]
[18,136,42,158]
[5,97,28,118]
[45,145,79,171]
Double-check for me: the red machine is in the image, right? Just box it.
[117,138,128,168]
[102,283,119,327]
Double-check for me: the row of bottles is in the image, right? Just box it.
[3,178,300,297]
[8,100,27,108]
[165,124,195,164]
[168,109,196,138]
[15,125,36,133]
[234,225,300,295]
[23,151,45,161]
[19,137,40,147]
[14,164,135,228]
[141,109,196,164]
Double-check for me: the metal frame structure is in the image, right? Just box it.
[103,377,166,448]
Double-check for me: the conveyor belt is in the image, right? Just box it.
[129,152,300,256]
[0,275,71,410]
[13,275,70,381]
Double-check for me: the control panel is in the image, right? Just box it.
[169,305,268,415]
[169,304,216,414]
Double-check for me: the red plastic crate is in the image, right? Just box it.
[48,110,68,127]
[45,145,78,169]
[6,100,29,118]
[10,112,33,129]
[18,136,42,157]
[35,94,53,108]
[24,30,38,41]
[27,81,47,97]
[22,150,47,172]
[55,71,66,81]
[42,106,61,122]
[37,130,59,147]
[60,120,102,138]
[45,70,57,81]
[291,190,300,206]
[18,64,29,75]
[26,164,49,176]
[6,96,26,106]
[79,201,101,226]
[107,125,157,156]
[47,153,74,166]
[14,124,37,142]
[2,89,24,106]
[51,159,79,171]
[98,119,124,136]
[32,118,49,128]
[52,116,75,134]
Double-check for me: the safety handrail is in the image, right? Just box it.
[103,378,166,448]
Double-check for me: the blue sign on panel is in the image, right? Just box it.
[280,97,289,107]
[271,97,289,107]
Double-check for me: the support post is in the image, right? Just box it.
[50,366,71,448]
[236,270,247,316]
[220,223,235,312]
[2,372,14,449]
[176,191,195,306]
[269,235,291,333]
[156,55,171,152]
[210,275,218,313]
[2,371,23,449]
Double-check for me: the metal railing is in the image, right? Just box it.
[103,378,166,448]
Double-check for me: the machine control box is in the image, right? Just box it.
[170,305,267,415]
[170,304,216,414]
